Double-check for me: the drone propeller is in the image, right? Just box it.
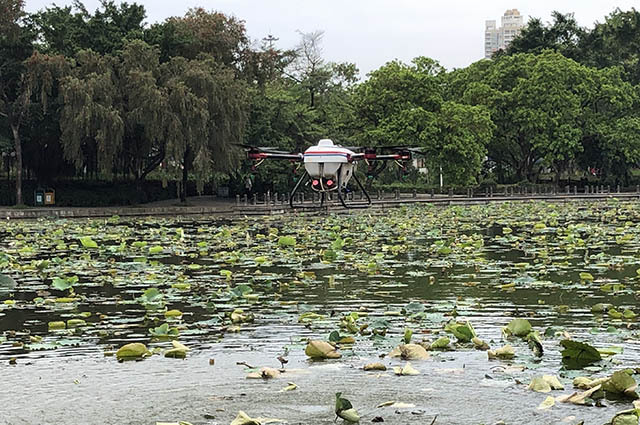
[377,145,425,154]
[234,144,292,154]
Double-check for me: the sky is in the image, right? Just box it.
[24,0,640,78]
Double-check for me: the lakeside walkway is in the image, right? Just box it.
[0,191,638,219]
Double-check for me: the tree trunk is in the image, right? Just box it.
[11,123,22,206]
[180,148,190,203]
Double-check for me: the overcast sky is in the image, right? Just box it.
[24,0,640,77]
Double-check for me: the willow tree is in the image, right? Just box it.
[1,0,67,204]
[60,41,168,188]
[59,49,124,178]
[160,55,247,202]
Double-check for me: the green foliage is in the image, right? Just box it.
[5,3,640,201]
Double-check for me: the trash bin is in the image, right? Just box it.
[216,186,229,198]
[44,188,55,205]
[34,188,45,206]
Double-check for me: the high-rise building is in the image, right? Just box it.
[484,9,524,59]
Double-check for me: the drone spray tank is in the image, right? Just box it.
[303,139,356,192]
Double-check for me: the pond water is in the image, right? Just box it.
[1,201,639,425]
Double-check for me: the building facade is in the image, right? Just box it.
[484,9,524,58]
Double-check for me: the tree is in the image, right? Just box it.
[581,8,640,85]
[353,57,492,185]
[162,8,248,67]
[160,56,247,201]
[59,49,124,178]
[31,0,146,57]
[1,0,67,204]
[505,12,585,61]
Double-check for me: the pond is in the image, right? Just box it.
[1,201,639,425]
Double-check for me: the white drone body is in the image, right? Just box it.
[244,138,416,208]
[303,139,355,191]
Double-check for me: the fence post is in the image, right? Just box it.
[236,194,240,206]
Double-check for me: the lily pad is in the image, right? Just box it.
[305,340,341,359]
[116,342,150,360]
[504,318,532,337]
[560,339,602,370]
[393,362,420,376]
[389,344,430,360]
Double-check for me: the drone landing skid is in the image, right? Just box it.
[289,173,326,209]
[337,173,372,209]
[288,172,371,210]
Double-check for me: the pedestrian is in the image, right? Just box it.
[244,175,253,195]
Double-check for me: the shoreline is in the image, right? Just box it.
[0,192,638,219]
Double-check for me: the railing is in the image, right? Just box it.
[234,185,640,208]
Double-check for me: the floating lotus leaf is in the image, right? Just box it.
[116,342,150,360]
[538,396,555,410]
[231,309,255,324]
[164,341,189,358]
[0,274,16,291]
[591,303,610,313]
[66,319,86,328]
[335,392,359,423]
[363,362,387,371]
[230,411,286,425]
[403,328,413,344]
[148,246,163,254]
[393,362,420,376]
[560,339,601,369]
[247,367,280,379]
[280,382,297,392]
[79,236,98,249]
[430,336,451,350]
[602,370,639,398]
[472,337,490,350]
[444,320,476,342]
[48,321,65,330]
[305,340,341,359]
[487,345,515,360]
[579,272,594,282]
[277,236,296,247]
[609,410,640,425]
[556,384,602,405]
[388,344,429,360]
[504,318,532,337]
[529,376,552,393]
[149,323,179,337]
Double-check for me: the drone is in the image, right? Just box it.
[240,139,423,209]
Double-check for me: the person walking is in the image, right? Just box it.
[244,175,253,195]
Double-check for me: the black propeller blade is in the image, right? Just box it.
[234,144,293,154]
